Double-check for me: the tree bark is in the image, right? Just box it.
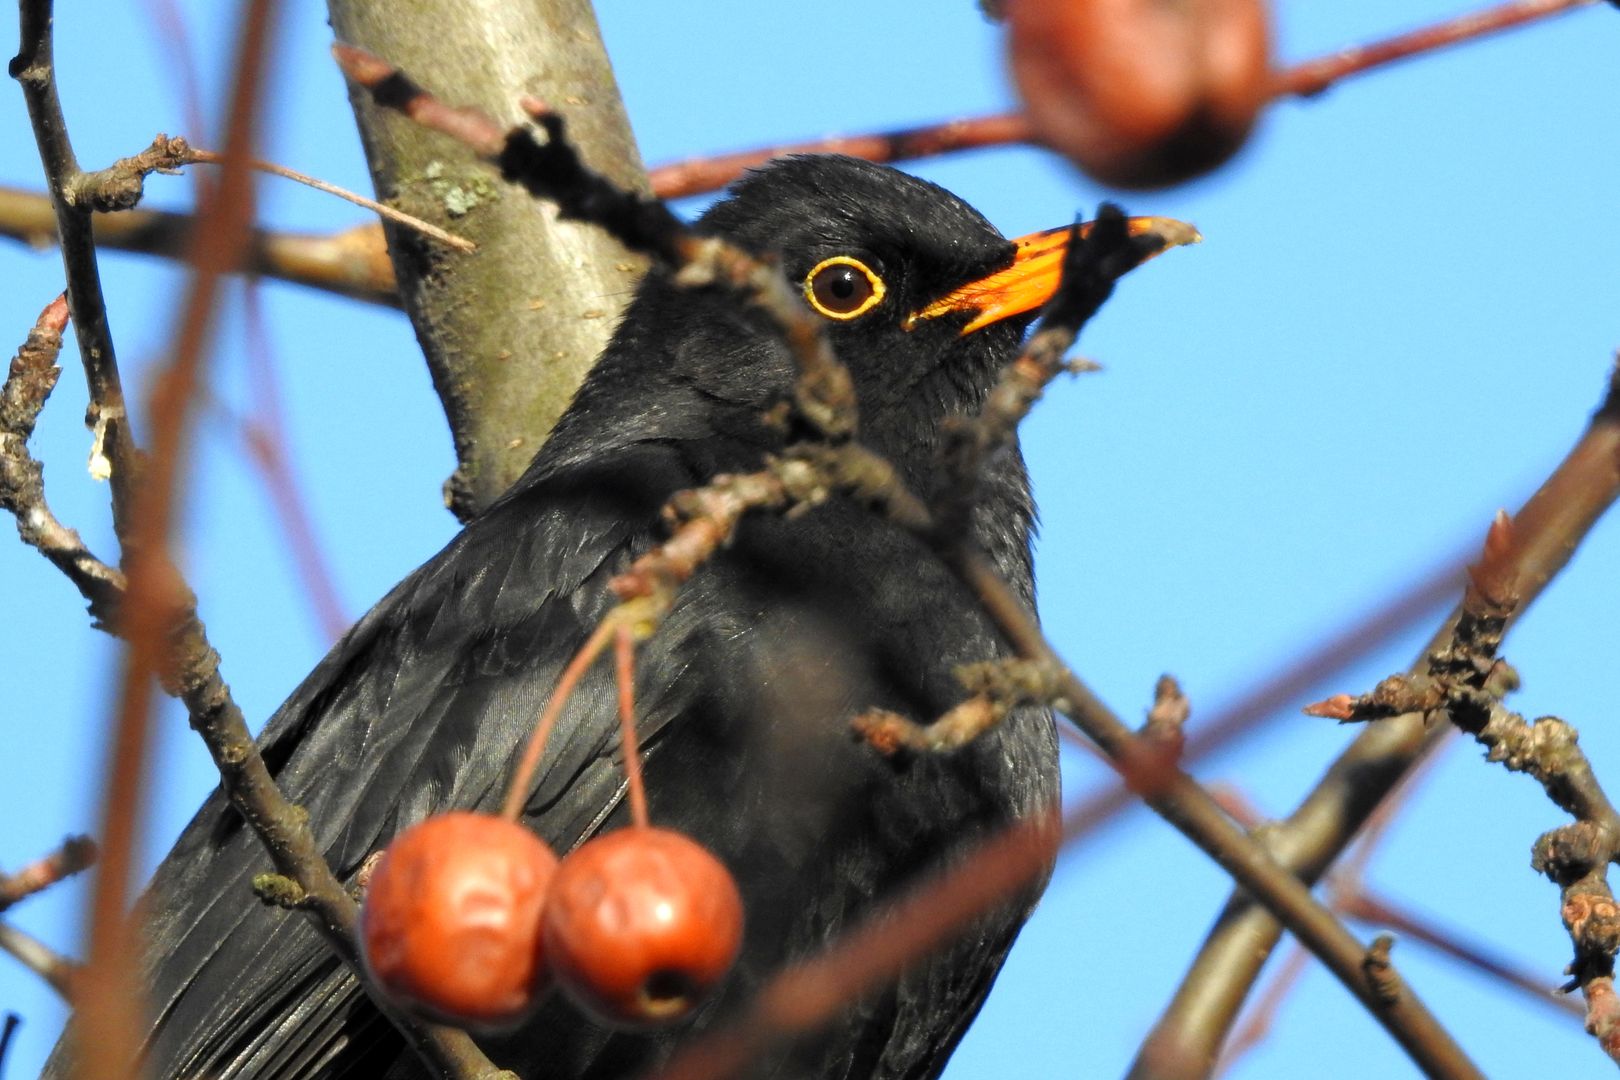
[326,0,649,519]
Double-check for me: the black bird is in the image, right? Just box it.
[49,155,1070,1079]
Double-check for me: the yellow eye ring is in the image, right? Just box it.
[803,256,886,320]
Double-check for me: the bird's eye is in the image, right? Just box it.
[804,257,886,320]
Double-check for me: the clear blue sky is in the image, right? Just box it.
[3,2,1619,1077]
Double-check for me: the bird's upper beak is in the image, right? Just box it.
[904,217,1200,336]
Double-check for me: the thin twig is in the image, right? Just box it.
[641,1,1598,199]
[1269,0,1599,99]
[0,835,96,913]
[1334,884,1584,1021]
[647,114,1034,200]
[0,185,400,306]
[12,0,141,532]
[1133,357,1620,1079]
[236,285,349,642]
[0,921,78,1001]
[185,146,473,252]
[0,295,127,626]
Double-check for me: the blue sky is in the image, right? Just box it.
[3,2,1619,1077]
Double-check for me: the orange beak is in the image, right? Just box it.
[904,217,1200,336]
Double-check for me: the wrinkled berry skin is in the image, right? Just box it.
[544,826,744,1029]
[360,812,558,1030]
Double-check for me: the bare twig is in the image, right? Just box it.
[1269,0,1599,99]
[0,836,96,913]
[39,132,471,254]
[1134,357,1620,1079]
[1333,884,1583,1021]
[236,285,349,641]
[648,113,1035,200]
[0,295,127,625]
[0,922,78,1001]
[184,146,472,252]
[642,0,1601,199]
[0,185,400,306]
[12,0,141,532]
[613,624,650,830]
[1321,505,1620,1060]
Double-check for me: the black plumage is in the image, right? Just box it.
[47,155,1061,1079]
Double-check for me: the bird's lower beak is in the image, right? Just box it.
[904,217,1200,336]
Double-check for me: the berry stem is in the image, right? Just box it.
[614,623,651,829]
[501,617,619,821]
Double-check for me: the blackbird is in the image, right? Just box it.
[48,155,1071,1079]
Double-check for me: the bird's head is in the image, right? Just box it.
[694,155,1058,469]
[547,155,1153,493]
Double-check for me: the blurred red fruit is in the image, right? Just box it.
[544,826,744,1028]
[1008,0,1272,188]
[360,811,558,1029]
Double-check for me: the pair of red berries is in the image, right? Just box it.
[359,812,745,1031]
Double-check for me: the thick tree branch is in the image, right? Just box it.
[326,0,652,520]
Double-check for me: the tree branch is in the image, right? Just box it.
[326,0,652,520]
[0,184,401,306]
[342,59,1483,1074]
[1132,357,1620,1079]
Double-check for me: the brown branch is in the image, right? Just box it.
[1133,357,1620,1079]
[11,7,498,1079]
[0,921,78,1001]
[1269,0,1599,99]
[236,286,350,642]
[647,113,1036,200]
[1334,884,1584,1021]
[1213,945,1311,1078]
[955,552,1483,1079]
[0,836,96,914]
[649,807,1065,1080]
[0,185,401,306]
[12,0,142,535]
[641,0,1599,200]
[0,295,126,625]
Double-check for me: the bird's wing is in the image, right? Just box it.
[48,451,705,1080]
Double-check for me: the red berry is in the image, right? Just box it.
[360,811,558,1030]
[1008,0,1272,189]
[544,826,744,1028]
